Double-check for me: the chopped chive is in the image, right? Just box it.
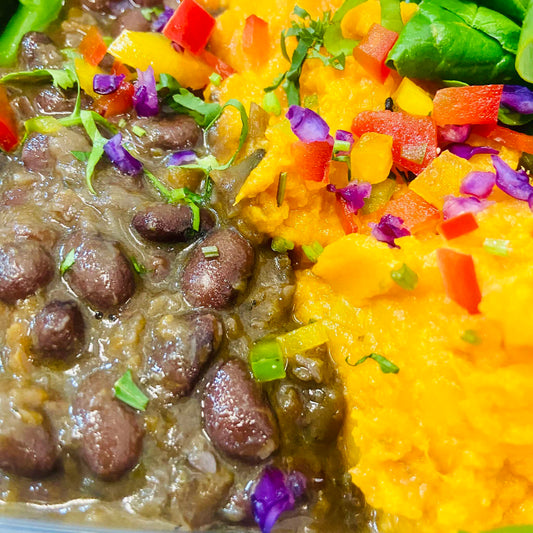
[483,238,510,256]
[118,118,127,129]
[277,172,287,207]
[131,125,147,137]
[209,72,222,86]
[249,338,286,382]
[347,353,399,374]
[262,91,281,116]
[302,241,324,263]
[130,256,147,275]
[202,245,219,258]
[71,150,91,162]
[333,139,351,153]
[60,249,76,275]
[114,370,149,411]
[271,237,295,253]
[461,329,481,345]
[390,263,418,290]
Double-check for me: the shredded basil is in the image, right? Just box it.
[130,256,147,275]
[60,249,76,275]
[277,172,288,207]
[347,353,400,374]
[71,150,91,162]
[0,68,77,90]
[114,370,149,411]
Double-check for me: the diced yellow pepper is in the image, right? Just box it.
[409,151,473,209]
[277,321,329,357]
[341,0,381,41]
[74,57,103,99]
[108,31,212,90]
[400,1,419,23]
[393,78,434,117]
[351,132,394,184]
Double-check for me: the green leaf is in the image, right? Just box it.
[349,353,400,374]
[130,256,147,275]
[71,150,91,162]
[0,68,78,90]
[323,0,366,57]
[24,116,62,136]
[498,106,533,126]
[517,1,533,82]
[114,370,149,411]
[171,89,222,128]
[380,0,404,33]
[263,91,282,116]
[391,263,418,290]
[80,110,108,195]
[476,0,529,23]
[60,249,76,275]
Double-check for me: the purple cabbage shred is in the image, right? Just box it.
[501,85,533,115]
[327,181,371,213]
[460,171,496,199]
[447,143,498,160]
[492,155,533,203]
[167,150,197,166]
[369,214,410,248]
[104,134,143,176]
[134,66,159,118]
[152,7,174,32]
[438,124,471,144]
[286,105,330,143]
[442,195,492,220]
[93,74,125,95]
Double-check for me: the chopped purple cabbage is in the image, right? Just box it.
[152,7,174,32]
[334,129,354,156]
[369,214,410,248]
[327,181,371,213]
[167,150,197,166]
[93,74,125,95]
[286,105,330,143]
[104,134,143,176]
[460,171,495,199]
[438,124,471,144]
[492,155,533,202]
[501,85,533,115]
[448,143,498,160]
[134,66,159,118]
[442,195,492,220]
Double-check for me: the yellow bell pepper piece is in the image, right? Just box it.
[341,0,381,41]
[351,132,394,184]
[276,321,329,358]
[393,78,433,116]
[107,31,212,90]
[74,57,103,99]
[400,1,419,23]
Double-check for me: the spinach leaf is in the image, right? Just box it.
[0,68,78,90]
[475,0,529,23]
[517,1,533,82]
[380,0,404,33]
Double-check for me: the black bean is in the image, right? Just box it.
[132,204,215,243]
[132,115,201,152]
[0,242,54,304]
[63,233,135,312]
[18,32,62,70]
[32,300,85,359]
[182,229,254,309]
[22,134,54,173]
[203,359,278,463]
[73,372,144,481]
[148,312,223,399]
[112,9,150,37]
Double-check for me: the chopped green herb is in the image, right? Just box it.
[114,370,149,411]
[24,116,62,137]
[209,72,222,86]
[271,237,295,253]
[79,110,108,194]
[333,139,351,153]
[302,241,324,263]
[130,256,147,275]
[391,263,418,290]
[262,91,282,116]
[483,238,510,256]
[461,329,482,345]
[60,249,76,275]
[277,172,287,207]
[171,89,223,128]
[202,245,220,258]
[118,118,127,129]
[323,0,364,57]
[131,125,147,137]
[249,338,286,382]
[379,0,404,33]
[140,6,163,20]
[71,150,91,162]
[348,353,400,374]
[0,68,77,90]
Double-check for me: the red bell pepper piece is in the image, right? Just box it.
[200,50,235,79]
[291,138,334,183]
[242,14,269,65]
[352,111,437,174]
[432,85,503,126]
[79,26,107,67]
[436,248,482,314]
[473,124,533,155]
[111,59,132,80]
[163,0,216,55]
[93,80,134,118]
[0,86,19,152]
[353,23,398,84]
[439,212,479,240]
[335,197,359,234]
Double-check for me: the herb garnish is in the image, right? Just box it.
[202,245,219,258]
[130,256,148,275]
[0,68,77,90]
[483,238,510,256]
[114,370,149,411]
[302,241,324,263]
[271,237,295,253]
[347,353,400,374]
[277,172,288,206]
[391,263,418,290]
[60,249,76,275]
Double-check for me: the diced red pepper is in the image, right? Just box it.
[200,50,235,79]
[79,26,107,67]
[335,197,359,234]
[352,111,438,174]
[291,139,334,183]
[111,59,132,79]
[163,0,216,55]
[353,23,398,84]
[473,124,533,155]
[93,80,134,118]
[242,14,270,65]
[436,248,482,314]
[439,212,479,240]
[0,86,19,152]
[432,85,503,126]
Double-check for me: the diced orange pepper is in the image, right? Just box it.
[200,50,235,79]
[79,26,107,67]
[335,197,359,234]
[439,212,479,240]
[0,86,19,152]
[93,80,134,118]
[111,59,132,80]
[474,124,533,155]
[291,139,334,183]
[242,15,270,65]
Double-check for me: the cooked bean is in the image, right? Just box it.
[64,233,135,311]
[112,9,150,37]
[132,204,215,243]
[35,87,76,116]
[203,359,278,463]
[148,312,223,399]
[22,134,54,173]
[18,32,62,70]
[74,372,144,480]
[32,300,85,358]
[0,242,54,304]
[182,229,254,309]
[132,115,201,152]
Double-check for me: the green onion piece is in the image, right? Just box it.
[277,172,287,207]
[60,249,75,275]
[209,72,222,86]
[271,237,295,253]
[483,238,510,256]
[262,91,281,116]
[361,178,397,215]
[24,116,62,136]
[333,139,351,153]
[71,150,90,162]
[391,263,418,290]
[202,245,219,258]
[118,118,127,129]
[140,6,163,20]
[130,256,147,275]
[131,125,147,137]
[302,241,324,263]
[114,370,149,411]
[277,321,329,357]
[461,329,482,345]
[348,353,400,374]
[250,338,286,382]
